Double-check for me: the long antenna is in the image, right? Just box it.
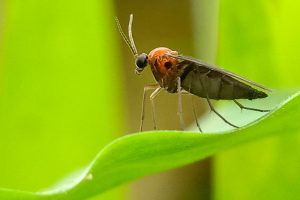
[128,14,138,57]
[115,14,138,58]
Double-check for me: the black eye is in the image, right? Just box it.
[135,53,148,69]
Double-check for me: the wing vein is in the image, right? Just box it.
[168,54,272,92]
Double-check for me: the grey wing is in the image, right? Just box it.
[170,54,272,92]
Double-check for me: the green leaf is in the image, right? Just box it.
[0,90,299,199]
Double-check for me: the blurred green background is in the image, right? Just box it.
[0,0,299,200]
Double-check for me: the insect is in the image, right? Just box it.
[115,14,271,132]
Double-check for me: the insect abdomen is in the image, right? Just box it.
[181,66,268,100]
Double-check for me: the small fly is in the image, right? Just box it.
[115,14,272,132]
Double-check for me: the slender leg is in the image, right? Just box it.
[189,70,202,132]
[180,90,202,132]
[140,84,160,132]
[191,95,202,132]
[150,87,162,130]
[177,77,185,130]
[206,96,239,128]
[198,73,239,128]
[233,99,270,112]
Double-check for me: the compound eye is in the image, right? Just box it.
[135,53,148,69]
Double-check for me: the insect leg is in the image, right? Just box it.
[198,72,239,128]
[233,99,270,112]
[180,90,202,132]
[177,77,185,130]
[191,95,202,132]
[140,84,160,132]
[149,87,162,130]
[206,97,239,128]
[188,71,202,132]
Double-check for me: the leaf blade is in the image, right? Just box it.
[0,91,299,199]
